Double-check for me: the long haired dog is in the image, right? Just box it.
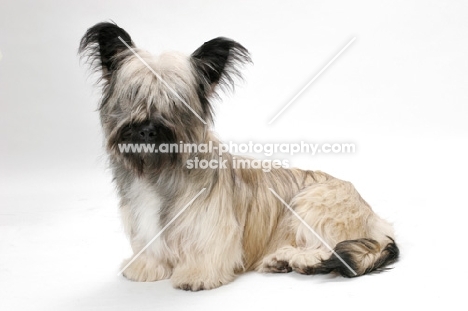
[79,22,399,291]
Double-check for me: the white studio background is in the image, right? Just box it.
[1,1,467,310]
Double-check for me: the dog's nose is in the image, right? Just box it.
[135,122,157,142]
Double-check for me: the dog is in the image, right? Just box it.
[79,22,399,291]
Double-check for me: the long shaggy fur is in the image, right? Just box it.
[79,21,399,291]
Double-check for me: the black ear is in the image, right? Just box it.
[191,37,251,96]
[79,21,134,80]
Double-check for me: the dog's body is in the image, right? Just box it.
[80,22,399,291]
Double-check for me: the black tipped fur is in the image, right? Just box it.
[311,238,400,278]
[79,21,134,80]
[369,238,400,273]
[191,37,251,94]
[191,37,251,121]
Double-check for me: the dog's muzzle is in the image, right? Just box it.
[119,118,176,146]
[120,120,158,144]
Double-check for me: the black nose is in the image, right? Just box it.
[134,121,157,143]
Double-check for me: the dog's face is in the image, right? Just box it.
[79,22,250,174]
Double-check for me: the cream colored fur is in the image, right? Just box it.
[119,141,395,289]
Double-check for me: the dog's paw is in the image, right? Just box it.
[173,279,214,291]
[121,255,171,282]
[289,249,329,275]
[260,257,292,273]
[171,267,232,291]
[258,246,297,273]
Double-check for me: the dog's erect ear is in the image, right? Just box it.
[79,21,134,81]
[191,37,251,96]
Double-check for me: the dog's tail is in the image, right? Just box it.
[313,236,399,277]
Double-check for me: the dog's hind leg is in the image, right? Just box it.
[259,175,398,277]
[288,176,399,277]
[258,245,329,273]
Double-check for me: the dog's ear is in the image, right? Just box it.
[79,21,134,81]
[191,37,251,97]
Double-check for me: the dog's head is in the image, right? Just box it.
[79,22,251,174]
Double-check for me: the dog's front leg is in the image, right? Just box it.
[171,249,242,291]
[121,252,172,282]
[170,209,243,291]
[119,202,173,282]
